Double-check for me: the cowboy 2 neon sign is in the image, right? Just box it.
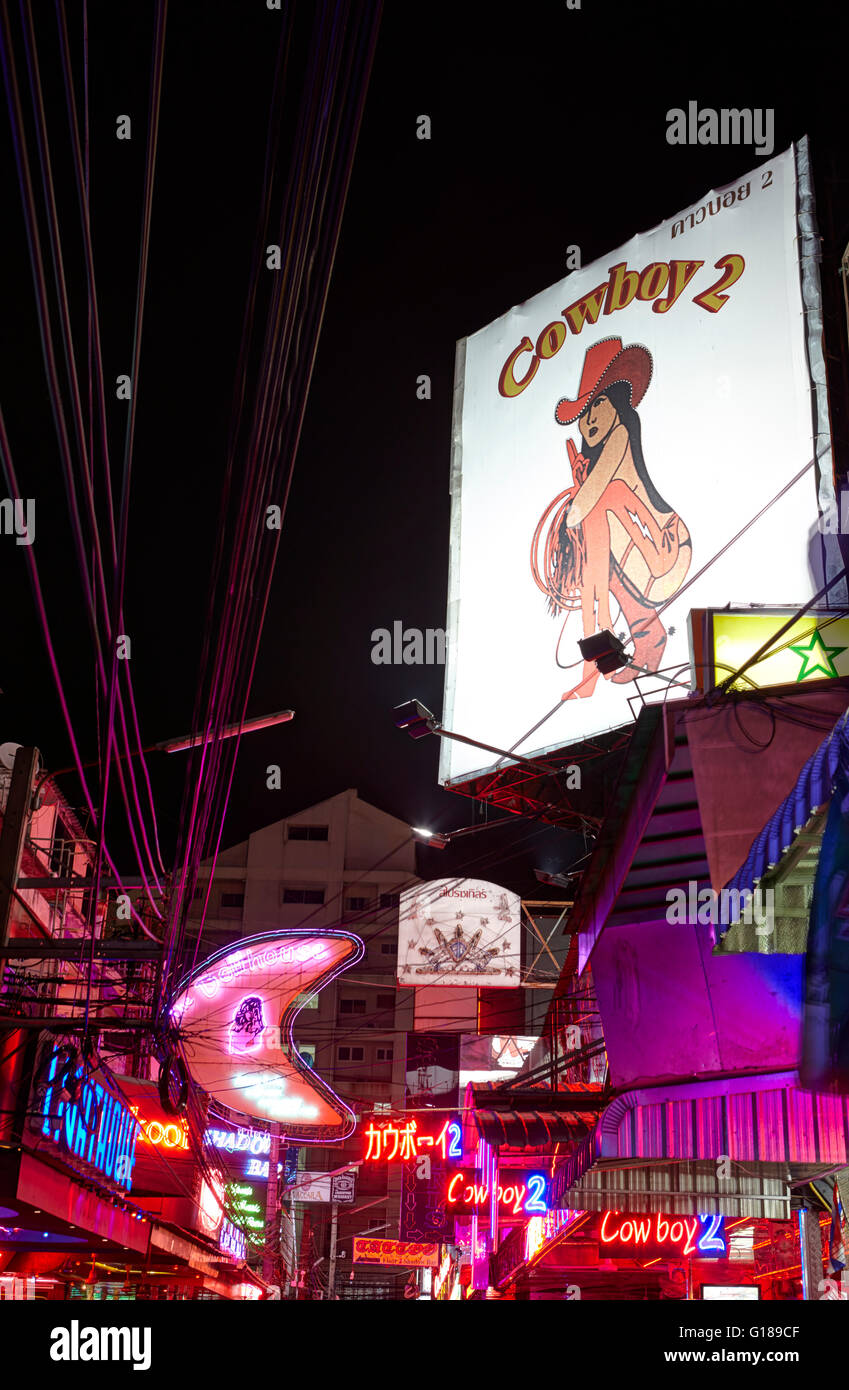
[446,1171,549,1217]
[599,1210,727,1258]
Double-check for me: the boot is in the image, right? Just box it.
[562,659,600,700]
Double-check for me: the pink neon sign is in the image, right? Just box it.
[170,931,363,1140]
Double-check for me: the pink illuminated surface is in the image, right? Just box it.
[171,932,362,1137]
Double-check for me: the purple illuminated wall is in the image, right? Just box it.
[592,919,802,1087]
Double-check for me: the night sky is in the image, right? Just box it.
[3,0,847,900]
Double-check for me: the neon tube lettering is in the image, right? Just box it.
[525,1174,547,1215]
[697,1212,727,1255]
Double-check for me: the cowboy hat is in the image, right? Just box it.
[554,337,652,425]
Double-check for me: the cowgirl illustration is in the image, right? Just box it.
[230,995,265,1052]
[531,337,691,699]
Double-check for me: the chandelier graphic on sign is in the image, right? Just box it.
[398,879,521,989]
[419,924,504,976]
[169,930,363,1141]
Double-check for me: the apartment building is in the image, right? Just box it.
[187,788,418,1296]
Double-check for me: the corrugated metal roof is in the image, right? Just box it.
[549,1070,849,1218]
[558,1161,790,1220]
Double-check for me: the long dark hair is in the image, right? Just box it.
[232,995,264,1041]
[579,380,672,514]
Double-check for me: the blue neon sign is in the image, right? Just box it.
[37,1051,139,1192]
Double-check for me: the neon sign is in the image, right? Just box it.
[599,1210,727,1259]
[206,1126,271,1155]
[446,1171,549,1217]
[226,1181,265,1235]
[219,1217,247,1262]
[130,1108,189,1150]
[35,1048,139,1192]
[363,1117,463,1162]
[170,930,363,1138]
[353,1238,439,1268]
[198,1174,226,1236]
[245,1158,284,1179]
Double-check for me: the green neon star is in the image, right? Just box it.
[789,628,847,681]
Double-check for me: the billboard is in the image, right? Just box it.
[405,1031,460,1107]
[441,141,840,785]
[398,879,521,988]
[703,608,849,689]
[288,1170,357,1203]
[353,1238,440,1268]
[170,930,363,1140]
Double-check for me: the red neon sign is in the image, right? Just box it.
[362,1117,463,1163]
[599,1210,727,1259]
[129,1107,189,1150]
[445,1171,547,1217]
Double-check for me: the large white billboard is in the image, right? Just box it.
[440,142,839,785]
[398,878,521,989]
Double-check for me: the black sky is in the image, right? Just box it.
[2,0,848,899]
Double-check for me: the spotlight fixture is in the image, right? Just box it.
[392,700,436,740]
[534,869,574,889]
[578,629,629,674]
[411,827,449,849]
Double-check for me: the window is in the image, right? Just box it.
[346,896,370,912]
[337,1046,364,1062]
[379,893,400,910]
[376,994,395,1012]
[340,999,366,1015]
[295,991,319,1009]
[220,892,245,909]
[288,825,329,841]
[376,1047,393,1061]
[380,943,397,955]
[373,1101,392,1114]
[282,887,325,905]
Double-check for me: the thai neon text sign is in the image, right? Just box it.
[353,1238,439,1267]
[363,1116,463,1162]
[599,1210,727,1259]
[37,1051,139,1192]
[446,1170,548,1217]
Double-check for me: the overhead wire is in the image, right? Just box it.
[162,1,385,999]
[1,2,165,931]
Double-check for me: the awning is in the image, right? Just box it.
[467,1082,604,1150]
[473,1108,597,1149]
[723,705,849,900]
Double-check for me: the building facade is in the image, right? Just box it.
[187,788,418,1298]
